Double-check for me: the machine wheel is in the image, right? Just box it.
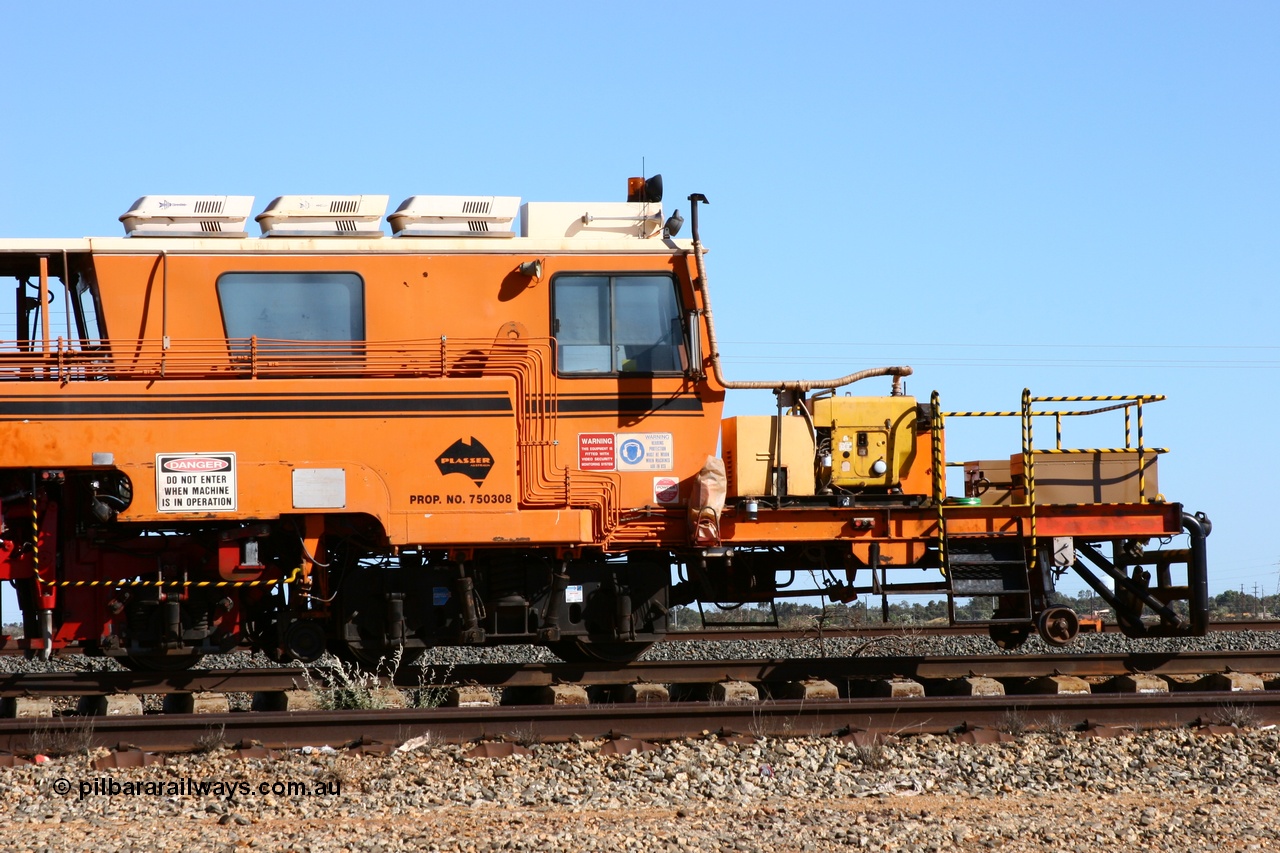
[120,652,204,672]
[1036,606,1081,647]
[549,639,653,663]
[282,620,329,664]
[987,624,1031,651]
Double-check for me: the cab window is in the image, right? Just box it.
[552,273,682,374]
[217,272,365,342]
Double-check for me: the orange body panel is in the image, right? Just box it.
[11,248,726,546]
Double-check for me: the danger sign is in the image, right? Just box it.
[156,452,237,512]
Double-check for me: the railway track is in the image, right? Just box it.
[4,649,1280,696]
[5,691,1279,754]
[2,618,1277,657]
[1,649,1279,754]
[667,618,1280,642]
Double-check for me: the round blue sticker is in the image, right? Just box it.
[619,439,645,465]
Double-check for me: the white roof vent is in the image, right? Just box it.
[389,195,519,238]
[256,195,388,237]
[119,196,254,237]
[520,202,663,240]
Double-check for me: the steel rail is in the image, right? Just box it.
[668,619,1280,642]
[434,650,1280,688]
[3,692,1280,753]
[0,668,310,697]
[4,650,1280,697]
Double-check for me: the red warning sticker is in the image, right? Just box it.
[578,433,616,471]
[653,476,680,504]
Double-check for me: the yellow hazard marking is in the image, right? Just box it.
[33,566,304,589]
[1034,447,1168,454]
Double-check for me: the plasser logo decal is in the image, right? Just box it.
[435,437,494,487]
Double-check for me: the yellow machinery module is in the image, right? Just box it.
[811,395,919,489]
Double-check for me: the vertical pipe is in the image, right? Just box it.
[160,251,169,377]
[1124,405,1132,449]
[161,251,169,348]
[930,391,947,574]
[1136,398,1145,501]
[770,395,783,500]
[30,476,53,660]
[38,256,50,352]
[1022,388,1036,567]
[30,476,40,583]
[61,250,72,342]
[15,278,27,353]
[1182,512,1210,634]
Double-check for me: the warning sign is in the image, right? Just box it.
[578,433,616,471]
[156,452,237,513]
[653,477,680,504]
[616,433,674,472]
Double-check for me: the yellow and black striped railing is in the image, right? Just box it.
[930,391,947,572]
[941,392,1165,503]
[1024,392,1163,503]
[1021,389,1037,560]
[32,560,302,590]
[932,390,1166,579]
[25,488,303,591]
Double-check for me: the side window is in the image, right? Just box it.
[216,272,365,346]
[553,274,683,375]
[73,272,105,343]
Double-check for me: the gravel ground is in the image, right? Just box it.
[3,632,1280,849]
[1,727,1278,851]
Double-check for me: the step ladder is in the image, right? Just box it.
[945,533,1032,625]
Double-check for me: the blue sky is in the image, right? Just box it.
[1,2,1278,612]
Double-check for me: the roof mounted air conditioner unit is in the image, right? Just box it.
[119,196,254,237]
[256,195,388,237]
[389,195,520,238]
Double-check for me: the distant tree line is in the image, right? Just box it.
[672,587,1279,630]
[2,587,1274,638]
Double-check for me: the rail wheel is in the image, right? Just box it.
[987,624,1031,651]
[549,639,652,663]
[1036,606,1080,647]
[281,619,328,664]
